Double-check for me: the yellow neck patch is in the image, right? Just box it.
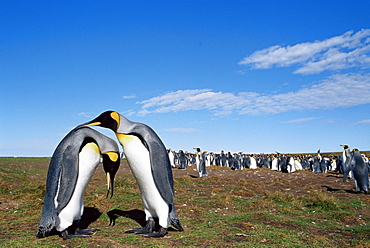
[103,152,119,162]
[85,142,100,153]
[110,112,120,127]
[116,133,136,146]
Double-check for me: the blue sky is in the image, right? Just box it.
[1,1,370,157]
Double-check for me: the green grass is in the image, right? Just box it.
[0,157,369,247]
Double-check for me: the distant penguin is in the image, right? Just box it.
[329,158,336,171]
[242,154,250,169]
[226,152,234,168]
[36,127,120,239]
[343,149,369,193]
[335,156,343,173]
[194,148,208,177]
[81,111,183,237]
[341,145,353,179]
[320,157,328,173]
[206,153,212,167]
[287,156,295,173]
[178,150,187,169]
[294,158,303,171]
[249,155,257,169]
[311,156,321,173]
[279,155,288,173]
[234,153,242,170]
[219,150,227,167]
[271,156,279,171]
[301,157,310,170]
[168,150,176,168]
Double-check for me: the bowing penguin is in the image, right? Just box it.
[36,127,120,239]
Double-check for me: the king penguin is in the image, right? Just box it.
[80,111,183,237]
[36,127,120,239]
[341,145,353,179]
[343,148,369,194]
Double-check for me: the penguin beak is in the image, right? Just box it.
[77,121,101,128]
[106,172,114,199]
[86,122,101,127]
[102,152,120,199]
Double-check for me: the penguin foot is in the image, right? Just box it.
[76,227,100,235]
[125,217,155,234]
[60,230,90,240]
[140,227,168,238]
[60,227,99,240]
[125,227,152,234]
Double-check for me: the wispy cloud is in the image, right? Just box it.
[78,112,94,118]
[282,117,318,124]
[164,128,200,133]
[136,73,370,116]
[352,119,370,125]
[123,94,136,99]
[238,29,370,74]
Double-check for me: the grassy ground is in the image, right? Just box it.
[0,157,369,247]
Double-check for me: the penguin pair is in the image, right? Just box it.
[81,111,184,237]
[36,127,120,239]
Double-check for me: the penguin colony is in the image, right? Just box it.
[37,111,183,239]
[167,145,369,193]
[36,110,368,240]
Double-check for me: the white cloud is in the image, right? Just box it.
[123,94,136,99]
[78,112,93,118]
[136,73,370,116]
[239,29,370,74]
[282,117,318,124]
[353,119,370,125]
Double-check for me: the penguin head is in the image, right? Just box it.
[36,211,57,238]
[102,152,121,198]
[82,111,120,132]
[340,144,349,149]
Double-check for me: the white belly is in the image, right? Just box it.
[271,159,278,170]
[117,134,169,228]
[294,160,302,171]
[250,157,257,169]
[56,142,100,231]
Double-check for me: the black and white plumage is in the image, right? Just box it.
[36,127,120,239]
[81,111,183,237]
[343,148,369,194]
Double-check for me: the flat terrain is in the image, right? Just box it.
[0,157,369,247]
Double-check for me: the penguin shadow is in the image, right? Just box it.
[106,209,178,232]
[37,207,102,238]
[78,207,102,229]
[322,185,362,194]
[343,188,366,194]
[107,209,146,227]
[326,174,342,178]
[321,185,341,192]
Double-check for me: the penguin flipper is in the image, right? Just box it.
[343,157,355,183]
[135,127,174,204]
[55,145,79,211]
